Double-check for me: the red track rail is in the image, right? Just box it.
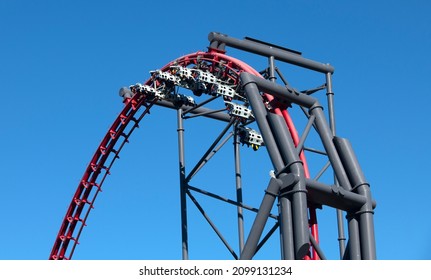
[50,50,319,260]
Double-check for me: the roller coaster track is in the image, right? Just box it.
[50,32,376,260]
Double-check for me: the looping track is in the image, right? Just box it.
[50,49,318,260]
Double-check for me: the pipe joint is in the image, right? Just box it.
[308,101,324,114]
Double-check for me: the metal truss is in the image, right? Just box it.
[50,32,376,260]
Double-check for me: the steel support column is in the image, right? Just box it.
[240,79,295,260]
[267,112,310,259]
[334,137,376,259]
[326,72,347,258]
[177,109,189,260]
[233,125,245,253]
[239,72,375,260]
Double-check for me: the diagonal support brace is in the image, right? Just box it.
[240,174,297,259]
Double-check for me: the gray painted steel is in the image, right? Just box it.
[334,137,376,259]
[233,127,245,252]
[241,81,295,259]
[208,32,335,74]
[267,113,310,259]
[325,73,347,258]
[239,177,284,259]
[240,73,353,192]
[238,72,376,260]
[176,109,188,260]
[167,32,376,260]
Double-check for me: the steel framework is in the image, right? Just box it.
[50,32,376,260]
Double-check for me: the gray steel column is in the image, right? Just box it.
[326,73,336,133]
[240,79,295,259]
[240,72,368,259]
[278,197,294,259]
[326,72,346,258]
[310,96,363,260]
[268,56,277,82]
[177,109,188,260]
[268,55,296,260]
[267,112,310,259]
[336,209,347,258]
[233,125,245,252]
[242,79,285,169]
[334,137,376,259]
[346,216,361,260]
[240,72,352,191]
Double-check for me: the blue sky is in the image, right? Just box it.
[1,0,430,260]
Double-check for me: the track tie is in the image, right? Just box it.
[59,235,79,244]
[81,180,90,189]
[74,198,94,207]
[109,129,118,139]
[81,180,102,191]
[131,100,138,110]
[51,254,68,260]
[90,163,109,174]
[90,163,98,172]
[67,216,87,226]
[120,114,128,124]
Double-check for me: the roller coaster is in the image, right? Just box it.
[49,32,376,260]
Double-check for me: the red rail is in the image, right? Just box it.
[50,50,319,260]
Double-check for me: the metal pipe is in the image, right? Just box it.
[310,233,327,260]
[234,125,245,252]
[326,73,336,133]
[268,113,310,259]
[156,100,231,122]
[337,208,347,259]
[278,193,295,260]
[208,32,334,74]
[182,95,220,115]
[185,119,235,182]
[240,72,316,108]
[334,137,376,259]
[325,72,347,258]
[188,185,278,220]
[242,78,295,259]
[181,108,228,120]
[187,190,238,259]
[177,109,188,259]
[296,114,316,155]
[346,216,361,260]
[313,161,331,181]
[255,222,279,255]
[240,73,352,191]
[240,178,283,259]
[268,56,289,259]
[240,73,366,260]
[268,56,277,82]
[310,108,352,191]
[242,79,285,170]
[312,107,364,260]
[305,179,370,211]
[186,132,233,181]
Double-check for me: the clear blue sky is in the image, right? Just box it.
[1,0,430,260]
